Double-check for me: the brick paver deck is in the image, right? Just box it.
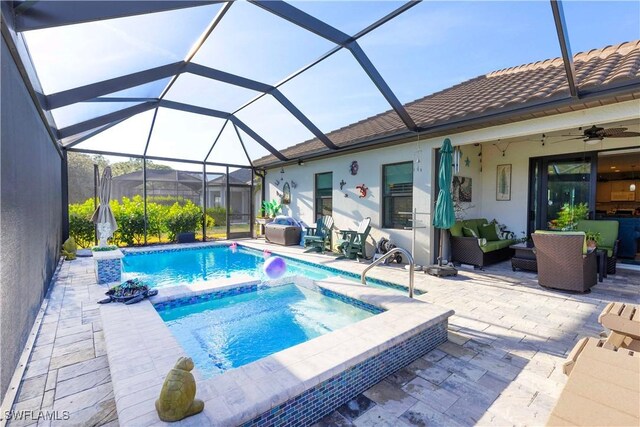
[9,241,639,426]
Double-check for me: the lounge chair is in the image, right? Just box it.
[548,337,639,426]
[337,217,371,260]
[303,216,334,253]
[576,220,620,274]
[598,302,640,351]
[531,231,597,293]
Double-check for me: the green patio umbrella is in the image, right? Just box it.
[428,138,458,276]
[433,138,456,230]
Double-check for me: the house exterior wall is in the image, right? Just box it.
[0,38,63,403]
[479,133,640,239]
[266,100,640,266]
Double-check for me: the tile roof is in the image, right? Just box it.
[255,40,640,167]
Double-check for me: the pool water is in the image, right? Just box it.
[123,246,333,288]
[122,245,417,294]
[156,284,377,378]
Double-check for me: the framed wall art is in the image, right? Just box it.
[496,164,512,201]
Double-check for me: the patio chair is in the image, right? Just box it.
[337,217,371,260]
[548,337,639,426]
[598,302,640,351]
[303,216,334,253]
[575,220,620,274]
[531,231,597,293]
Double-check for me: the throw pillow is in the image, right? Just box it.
[479,223,500,241]
[462,227,478,238]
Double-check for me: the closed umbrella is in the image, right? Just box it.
[91,166,118,247]
[428,138,458,277]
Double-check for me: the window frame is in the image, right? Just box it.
[314,171,333,221]
[381,161,413,229]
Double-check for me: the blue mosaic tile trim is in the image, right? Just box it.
[96,258,122,284]
[244,321,448,427]
[123,243,226,257]
[153,284,258,311]
[318,288,384,315]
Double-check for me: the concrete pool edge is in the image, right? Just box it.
[100,276,453,426]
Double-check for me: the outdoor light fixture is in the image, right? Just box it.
[297,159,304,166]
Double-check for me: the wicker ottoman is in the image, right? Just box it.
[265,224,301,246]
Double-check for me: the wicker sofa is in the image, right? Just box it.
[449,218,516,269]
[531,231,597,293]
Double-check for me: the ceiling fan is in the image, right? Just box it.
[551,125,640,145]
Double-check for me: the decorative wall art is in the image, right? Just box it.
[496,164,512,201]
[356,184,368,198]
[274,179,281,187]
[290,180,297,189]
[452,176,472,203]
[339,179,346,190]
[282,182,291,204]
[350,161,359,176]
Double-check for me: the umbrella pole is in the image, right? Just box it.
[438,228,443,266]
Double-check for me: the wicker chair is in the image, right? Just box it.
[531,231,597,293]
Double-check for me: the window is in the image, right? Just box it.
[383,162,413,229]
[315,172,333,221]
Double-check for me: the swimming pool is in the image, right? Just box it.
[155,283,380,378]
[123,244,416,294]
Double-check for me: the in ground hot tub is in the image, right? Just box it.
[155,283,381,378]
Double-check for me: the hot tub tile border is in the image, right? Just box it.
[244,322,448,427]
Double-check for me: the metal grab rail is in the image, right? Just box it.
[361,247,415,298]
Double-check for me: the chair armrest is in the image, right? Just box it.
[306,226,318,235]
[612,239,620,257]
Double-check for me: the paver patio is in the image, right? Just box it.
[9,240,639,426]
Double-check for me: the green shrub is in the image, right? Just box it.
[111,196,145,246]
[165,201,203,242]
[146,202,167,241]
[206,206,227,226]
[68,199,96,248]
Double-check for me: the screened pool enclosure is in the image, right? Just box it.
[1,0,632,245]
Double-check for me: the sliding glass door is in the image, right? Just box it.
[529,154,596,233]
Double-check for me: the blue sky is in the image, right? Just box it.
[23,1,640,166]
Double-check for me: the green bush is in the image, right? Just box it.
[206,206,227,226]
[68,199,96,248]
[111,196,145,246]
[146,202,167,241]
[147,195,193,206]
[165,201,203,242]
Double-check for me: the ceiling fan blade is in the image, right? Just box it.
[605,131,640,138]
[551,136,584,144]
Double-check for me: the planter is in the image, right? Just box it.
[177,232,196,243]
[92,248,124,284]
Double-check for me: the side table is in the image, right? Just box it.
[510,242,537,272]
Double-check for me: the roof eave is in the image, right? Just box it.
[256,78,640,169]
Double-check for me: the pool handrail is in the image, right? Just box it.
[361,248,414,298]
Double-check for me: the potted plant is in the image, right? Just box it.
[548,202,589,231]
[585,230,601,251]
[256,200,282,224]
